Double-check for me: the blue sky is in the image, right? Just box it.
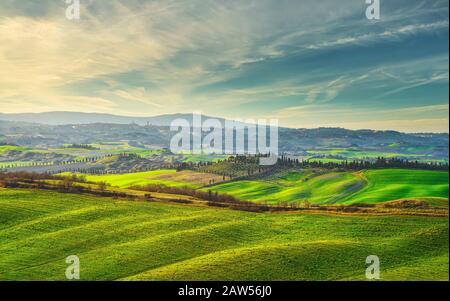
[0,0,448,132]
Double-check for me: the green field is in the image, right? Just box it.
[308,158,346,163]
[64,169,226,189]
[0,143,228,167]
[0,143,164,163]
[0,145,25,154]
[306,148,429,159]
[208,169,449,205]
[180,154,226,163]
[0,188,447,280]
[342,169,449,204]
[65,168,449,206]
[66,170,198,188]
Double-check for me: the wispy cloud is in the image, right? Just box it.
[305,21,449,50]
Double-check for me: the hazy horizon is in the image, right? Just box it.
[1,110,449,134]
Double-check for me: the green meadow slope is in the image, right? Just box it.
[342,169,449,204]
[70,168,449,206]
[66,170,188,188]
[63,169,222,189]
[0,188,448,281]
[208,169,449,205]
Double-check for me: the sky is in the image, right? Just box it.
[0,0,448,132]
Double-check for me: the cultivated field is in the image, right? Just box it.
[0,188,447,281]
[69,169,226,188]
[306,148,430,160]
[342,169,449,204]
[62,168,449,206]
[207,169,449,205]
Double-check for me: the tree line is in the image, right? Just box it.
[277,155,449,171]
[64,144,100,150]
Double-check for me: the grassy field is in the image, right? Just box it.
[180,154,226,163]
[342,169,449,204]
[63,168,449,206]
[0,188,447,281]
[65,169,225,188]
[207,169,449,205]
[306,148,429,159]
[307,158,346,163]
[0,145,32,154]
[1,143,228,167]
[0,142,163,163]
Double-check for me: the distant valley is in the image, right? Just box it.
[0,112,448,162]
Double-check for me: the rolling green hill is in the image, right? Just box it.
[67,168,449,206]
[207,169,449,205]
[62,170,206,189]
[342,169,449,204]
[306,148,430,159]
[83,170,191,188]
[0,145,29,154]
[0,188,448,280]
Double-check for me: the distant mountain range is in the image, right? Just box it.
[0,111,448,134]
[0,112,448,160]
[0,111,220,127]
